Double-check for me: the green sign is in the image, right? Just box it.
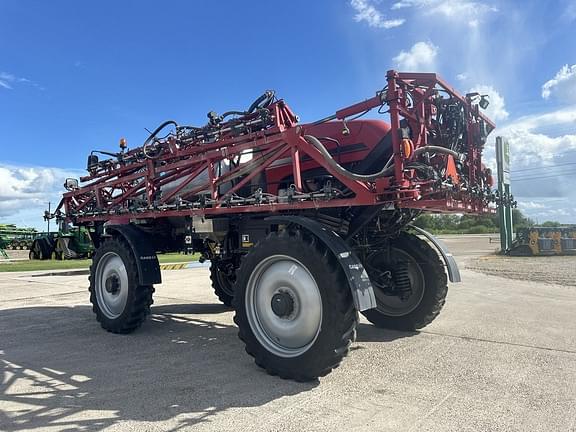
[496,137,510,185]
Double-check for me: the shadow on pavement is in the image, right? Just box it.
[355,323,419,343]
[0,303,317,431]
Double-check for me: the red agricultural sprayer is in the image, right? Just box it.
[49,71,496,380]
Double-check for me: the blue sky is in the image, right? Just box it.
[2,0,576,228]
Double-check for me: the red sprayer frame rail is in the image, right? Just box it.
[54,71,496,224]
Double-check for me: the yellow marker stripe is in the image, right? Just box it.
[160,263,187,270]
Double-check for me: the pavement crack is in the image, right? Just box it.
[408,390,455,432]
[1,290,87,303]
[421,330,576,355]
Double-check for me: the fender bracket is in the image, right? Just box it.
[408,225,461,283]
[105,224,162,286]
[266,216,376,311]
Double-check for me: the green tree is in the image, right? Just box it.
[512,209,535,228]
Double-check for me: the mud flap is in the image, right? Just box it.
[408,225,461,283]
[266,216,377,311]
[104,224,162,285]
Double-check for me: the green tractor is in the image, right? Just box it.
[0,235,9,259]
[0,224,38,250]
[29,226,93,260]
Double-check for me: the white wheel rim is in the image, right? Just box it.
[245,255,323,358]
[95,252,129,319]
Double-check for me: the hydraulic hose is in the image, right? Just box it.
[304,135,394,181]
[413,145,460,159]
[247,91,275,113]
[304,137,461,182]
[143,120,178,147]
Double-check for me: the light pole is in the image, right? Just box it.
[47,202,51,234]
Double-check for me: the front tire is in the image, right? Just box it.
[362,232,448,331]
[89,238,154,334]
[233,230,357,381]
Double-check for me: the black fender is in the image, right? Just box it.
[266,216,377,311]
[104,224,162,285]
[408,225,461,283]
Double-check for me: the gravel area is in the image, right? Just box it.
[0,249,29,260]
[466,254,576,286]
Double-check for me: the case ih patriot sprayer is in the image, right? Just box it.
[49,71,496,381]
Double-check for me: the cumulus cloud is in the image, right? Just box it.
[0,164,81,227]
[488,107,576,223]
[393,41,438,72]
[469,84,509,122]
[350,0,405,29]
[541,64,576,103]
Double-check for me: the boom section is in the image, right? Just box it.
[55,71,496,224]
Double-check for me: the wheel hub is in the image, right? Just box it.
[245,255,323,358]
[105,274,120,295]
[94,252,129,319]
[271,291,294,318]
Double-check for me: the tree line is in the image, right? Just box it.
[412,209,566,234]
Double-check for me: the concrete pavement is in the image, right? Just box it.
[1,236,575,431]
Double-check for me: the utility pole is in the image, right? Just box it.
[496,137,513,253]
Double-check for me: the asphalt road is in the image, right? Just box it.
[1,235,575,431]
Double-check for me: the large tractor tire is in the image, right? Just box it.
[29,238,52,260]
[233,230,357,381]
[210,260,235,307]
[89,238,154,334]
[361,232,447,331]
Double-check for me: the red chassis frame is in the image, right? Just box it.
[55,71,496,225]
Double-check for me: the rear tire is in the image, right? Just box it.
[210,260,235,307]
[362,232,447,331]
[233,230,357,381]
[89,238,154,334]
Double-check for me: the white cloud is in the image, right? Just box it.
[518,201,546,210]
[350,0,405,29]
[391,0,497,26]
[0,71,42,91]
[0,72,15,89]
[456,73,468,81]
[393,41,438,72]
[493,107,576,167]
[501,105,576,133]
[563,1,576,21]
[542,64,576,103]
[469,84,509,122]
[487,107,576,223]
[0,164,81,228]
